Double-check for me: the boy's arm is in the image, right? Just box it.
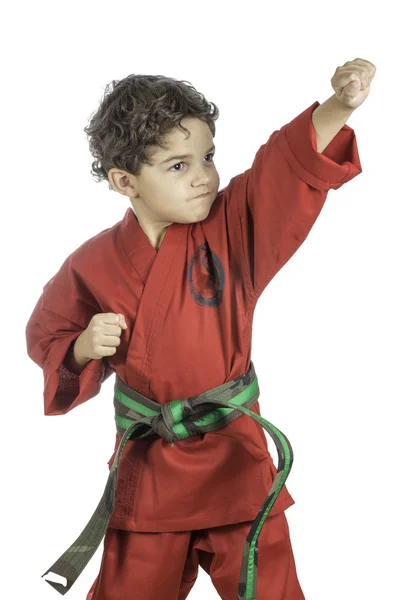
[312,94,355,153]
[26,264,113,416]
[224,100,362,301]
[313,58,376,153]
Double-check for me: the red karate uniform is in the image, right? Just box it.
[26,101,362,599]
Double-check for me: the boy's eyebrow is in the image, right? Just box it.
[159,143,216,165]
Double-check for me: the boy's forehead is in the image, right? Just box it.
[152,118,213,158]
[169,116,210,139]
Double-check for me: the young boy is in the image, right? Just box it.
[26,59,375,599]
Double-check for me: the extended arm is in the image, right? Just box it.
[312,94,355,153]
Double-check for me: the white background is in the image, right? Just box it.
[1,0,398,598]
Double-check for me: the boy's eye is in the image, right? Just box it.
[169,152,215,172]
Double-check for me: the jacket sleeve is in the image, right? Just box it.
[25,256,114,416]
[225,100,362,301]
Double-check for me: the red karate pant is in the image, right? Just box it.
[86,511,305,600]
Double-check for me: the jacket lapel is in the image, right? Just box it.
[119,208,187,395]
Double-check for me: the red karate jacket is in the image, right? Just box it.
[26,101,362,532]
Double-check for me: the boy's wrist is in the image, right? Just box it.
[64,336,92,375]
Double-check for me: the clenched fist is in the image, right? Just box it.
[65,313,128,374]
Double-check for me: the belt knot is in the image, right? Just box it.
[150,404,179,443]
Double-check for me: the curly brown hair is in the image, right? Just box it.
[83,74,220,191]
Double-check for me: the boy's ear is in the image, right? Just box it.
[108,168,137,197]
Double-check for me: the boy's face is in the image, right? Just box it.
[109,117,220,230]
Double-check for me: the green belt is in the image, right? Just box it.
[42,361,294,600]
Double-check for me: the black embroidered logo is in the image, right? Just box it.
[187,243,225,307]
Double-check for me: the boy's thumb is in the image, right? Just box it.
[117,313,127,328]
